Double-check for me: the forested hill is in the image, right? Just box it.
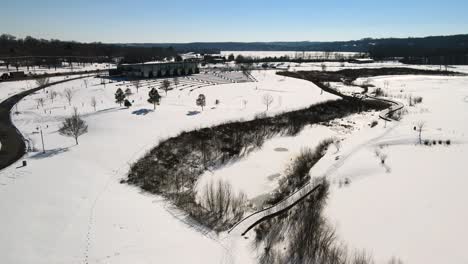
[2,33,468,64]
[0,34,177,63]
[128,34,468,64]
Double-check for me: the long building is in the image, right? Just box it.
[112,61,199,78]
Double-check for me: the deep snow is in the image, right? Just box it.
[2,63,468,263]
[0,70,335,264]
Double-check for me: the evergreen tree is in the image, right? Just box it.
[148,88,161,110]
[115,88,125,106]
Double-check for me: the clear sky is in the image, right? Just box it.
[1,0,467,43]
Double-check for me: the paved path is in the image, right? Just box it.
[0,76,89,171]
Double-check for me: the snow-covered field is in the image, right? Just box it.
[281,60,468,73]
[215,73,468,264]
[0,70,335,264]
[313,75,468,264]
[0,76,75,103]
[2,62,468,263]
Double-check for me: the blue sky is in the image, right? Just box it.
[1,0,467,43]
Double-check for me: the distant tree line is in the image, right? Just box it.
[369,34,468,65]
[231,53,365,64]
[0,34,178,70]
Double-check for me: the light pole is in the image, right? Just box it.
[36,126,45,154]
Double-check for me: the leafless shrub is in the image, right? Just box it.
[416,121,425,144]
[63,88,74,106]
[35,77,49,87]
[132,79,141,93]
[35,98,45,108]
[413,96,423,104]
[125,88,133,97]
[200,179,246,226]
[351,250,374,264]
[49,91,58,103]
[321,63,327,72]
[161,79,171,95]
[387,256,404,264]
[374,87,386,97]
[262,93,274,111]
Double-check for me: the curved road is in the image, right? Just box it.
[0,76,89,170]
[228,95,404,236]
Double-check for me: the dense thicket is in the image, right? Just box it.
[0,34,177,64]
[126,98,389,231]
[278,67,464,88]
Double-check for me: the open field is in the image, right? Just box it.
[0,69,335,263]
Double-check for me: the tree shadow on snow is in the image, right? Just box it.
[132,108,154,116]
[29,147,70,159]
[186,110,201,116]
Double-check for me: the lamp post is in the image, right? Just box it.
[36,126,45,154]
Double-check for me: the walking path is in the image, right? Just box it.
[0,76,89,170]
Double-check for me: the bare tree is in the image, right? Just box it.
[90,96,97,111]
[161,79,171,95]
[242,99,248,109]
[196,94,206,111]
[201,179,246,222]
[49,91,58,103]
[35,98,45,109]
[416,121,425,144]
[35,77,49,87]
[58,107,88,145]
[64,88,74,106]
[125,88,133,97]
[132,79,141,93]
[262,93,274,111]
[173,77,180,90]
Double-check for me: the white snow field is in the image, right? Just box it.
[0,76,73,103]
[2,65,468,263]
[195,73,468,263]
[309,75,468,264]
[0,70,337,264]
